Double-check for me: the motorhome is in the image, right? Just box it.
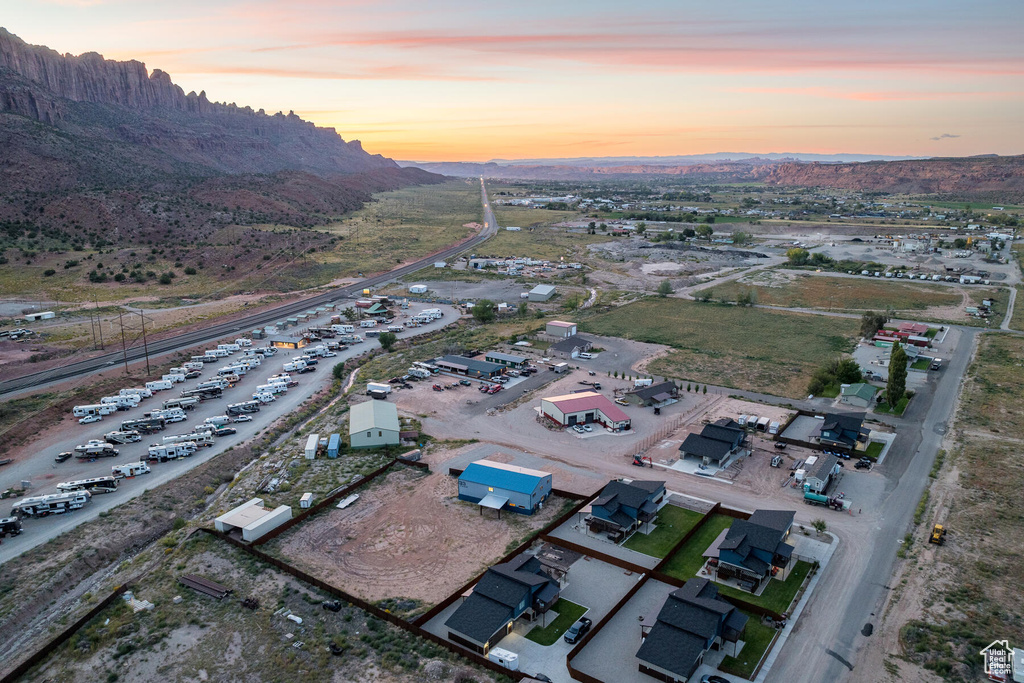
[11,491,91,517]
[57,476,119,494]
[252,392,276,404]
[112,462,151,479]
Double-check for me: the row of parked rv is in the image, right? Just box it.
[850,269,993,285]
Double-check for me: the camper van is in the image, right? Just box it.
[112,462,151,479]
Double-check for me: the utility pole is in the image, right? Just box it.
[95,297,104,350]
[139,308,151,376]
[118,310,129,375]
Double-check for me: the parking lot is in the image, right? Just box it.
[0,301,459,563]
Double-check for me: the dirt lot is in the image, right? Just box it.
[266,465,567,606]
[24,532,499,683]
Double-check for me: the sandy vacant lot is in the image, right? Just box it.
[270,465,566,605]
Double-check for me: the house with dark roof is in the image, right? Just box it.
[587,479,665,538]
[715,510,795,591]
[803,456,840,494]
[629,381,680,407]
[636,578,748,683]
[818,412,867,450]
[678,421,747,466]
[549,334,593,359]
[444,555,560,654]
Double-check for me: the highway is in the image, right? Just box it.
[0,178,498,397]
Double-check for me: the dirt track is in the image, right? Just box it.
[272,466,565,605]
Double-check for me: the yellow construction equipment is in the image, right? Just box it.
[929,524,946,545]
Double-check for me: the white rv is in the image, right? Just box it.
[112,462,151,479]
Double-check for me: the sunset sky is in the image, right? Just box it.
[3,0,1022,161]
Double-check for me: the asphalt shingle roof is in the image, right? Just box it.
[679,433,733,461]
[630,382,678,402]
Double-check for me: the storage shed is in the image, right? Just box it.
[409,284,428,294]
[349,400,400,449]
[304,433,319,459]
[214,498,292,542]
[528,284,556,302]
[24,311,55,322]
[327,433,341,458]
[545,321,577,338]
[458,460,552,516]
[300,492,313,509]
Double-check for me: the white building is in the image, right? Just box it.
[409,284,428,294]
[349,400,401,449]
[215,498,292,542]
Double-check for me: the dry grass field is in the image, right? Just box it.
[582,297,859,397]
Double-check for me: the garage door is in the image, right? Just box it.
[567,415,578,426]
[585,412,595,423]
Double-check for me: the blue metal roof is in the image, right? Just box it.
[459,463,548,495]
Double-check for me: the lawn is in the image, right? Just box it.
[910,358,931,370]
[719,613,778,679]
[525,599,588,646]
[703,271,962,312]
[622,505,705,558]
[874,396,910,415]
[583,298,859,398]
[864,441,884,459]
[715,560,813,614]
[660,514,735,580]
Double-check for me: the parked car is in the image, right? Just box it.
[700,676,730,683]
[488,385,502,394]
[459,379,471,386]
[855,459,872,470]
[563,617,592,644]
[54,451,73,463]
[184,371,202,379]
[213,427,237,437]
[572,425,585,434]
[433,384,444,392]
[614,398,629,406]
[583,424,593,432]
[298,366,316,374]
[79,414,102,424]
[774,442,787,450]
[233,415,253,423]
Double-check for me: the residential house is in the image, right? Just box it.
[587,479,665,538]
[713,510,795,591]
[444,555,560,654]
[636,578,748,683]
[839,383,876,408]
[549,334,593,359]
[678,421,746,466]
[629,381,680,407]
[803,456,840,494]
[818,412,867,450]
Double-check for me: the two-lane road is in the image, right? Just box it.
[0,180,499,397]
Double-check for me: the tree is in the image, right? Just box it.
[835,358,863,384]
[859,310,889,338]
[657,280,674,297]
[332,362,346,380]
[887,342,908,408]
[786,248,810,265]
[696,225,714,240]
[377,331,397,351]
[811,519,827,536]
[341,306,358,322]
[588,221,596,231]
[636,222,647,236]
[732,231,751,245]
[471,299,495,324]
[518,300,529,318]
[702,385,707,395]
[687,383,692,392]
[682,227,696,238]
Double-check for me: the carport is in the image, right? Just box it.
[477,492,509,519]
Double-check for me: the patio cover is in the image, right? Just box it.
[702,527,731,559]
[478,493,509,510]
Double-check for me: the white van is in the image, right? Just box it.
[578,352,593,360]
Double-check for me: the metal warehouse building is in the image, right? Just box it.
[458,460,552,516]
[214,498,292,542]
[436,355,505,379]
[540,391,632,431]
[349,400,400,449]
[528,284,556,302]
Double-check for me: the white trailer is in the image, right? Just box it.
[73,404,108,418]
[408,367,431,379]
[147,442,195,462]
[360,320,377,328]
[74,441,119,457]
[204,415,231,427]
[184,361,204,371]
[162,373,186,383]
[12,491,91,517]
[366,382,392,395]
[112,462,151,479]
[119,387,152,398]
[487,648,519,671]
[305,433,319,459]
[283,361,306,372]
[105,430,142,444]
[145,380,173,392]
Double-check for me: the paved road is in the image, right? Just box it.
[1002,285,1017,330]
[0,303,461,565]
[0,179,499,398]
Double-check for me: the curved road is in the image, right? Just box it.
[0,179,498,397]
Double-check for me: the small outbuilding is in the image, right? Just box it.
[545,321,577,338]
[327,433,341,458]
[214,498,292,542]
[458,460,552,516]
[528,284,556,302]
[408,284,428,294]
[349,400,401,449]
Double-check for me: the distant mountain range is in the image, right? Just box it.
[401,154,1024,200]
